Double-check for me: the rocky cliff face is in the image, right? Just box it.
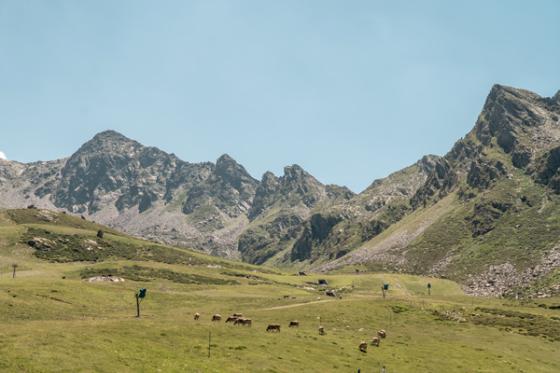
[53,131,187,213]
[314,85,560,297]
[237,165,354,264]
[0,130,351,259]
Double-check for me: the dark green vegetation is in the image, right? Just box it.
[1,208,559,372]
[470,307,560,342]
[7,209,254,271]
[24,225,210,264]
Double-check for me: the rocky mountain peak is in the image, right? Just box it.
[248,165,330,219]
[283,164,307,180]
[247,172,280,220]
[216,153,235,167]
[487,84,542,102]
[474,84,556,161]
[281,165,324,200]
[281,165,324,192]
[91,129,130,141]
[261,171,279,185]
[82,130,139,152]
[52,131,187,214]
[215,154,257,186]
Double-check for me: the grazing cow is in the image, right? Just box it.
[235,318,252,327]
[377,329,387,339]
[325,290,336,297]
[232,313,243,318]
[371,337,380,347]
[226,316,238,323]
[194,312,200,321]
[266,324,281,332]
[289,320,299,328]
[212,314,222,321]
[359,341,368,353]
[318,326,325,335]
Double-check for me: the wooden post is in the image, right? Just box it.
[135,293,140,318]
[12,264,17,279]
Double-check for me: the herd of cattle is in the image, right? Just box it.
[193,312,387,352]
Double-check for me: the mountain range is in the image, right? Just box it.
[1,84,560,296]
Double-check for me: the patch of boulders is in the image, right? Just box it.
[27,237,54,251]
[464,248,560,298]
[87,275,125,283]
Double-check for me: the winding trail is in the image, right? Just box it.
[260,299,334,311]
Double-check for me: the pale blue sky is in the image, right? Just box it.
[1,1,559,192]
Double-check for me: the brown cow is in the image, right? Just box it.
[212,314,222,321]
[377,329,387,339]
[266,324,281,332]
[193,312,200,321]
[226,316,238,323]
[359,341,368,353]
[235,318,252,327]
[318,326,325,335]
[289,320,299,328]
[371,337,380,347]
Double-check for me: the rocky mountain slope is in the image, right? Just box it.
[0,130,351,258]
[315,85,560,297]
[1,84,560,296]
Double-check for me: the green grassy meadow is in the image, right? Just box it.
[0,210,559,372]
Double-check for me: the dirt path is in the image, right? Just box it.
[259,299,335,311]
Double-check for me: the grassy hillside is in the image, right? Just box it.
[1,209,559,372]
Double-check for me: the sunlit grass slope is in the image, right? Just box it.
[0,209,559,372]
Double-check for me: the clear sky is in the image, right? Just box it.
[1,1,559,192]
